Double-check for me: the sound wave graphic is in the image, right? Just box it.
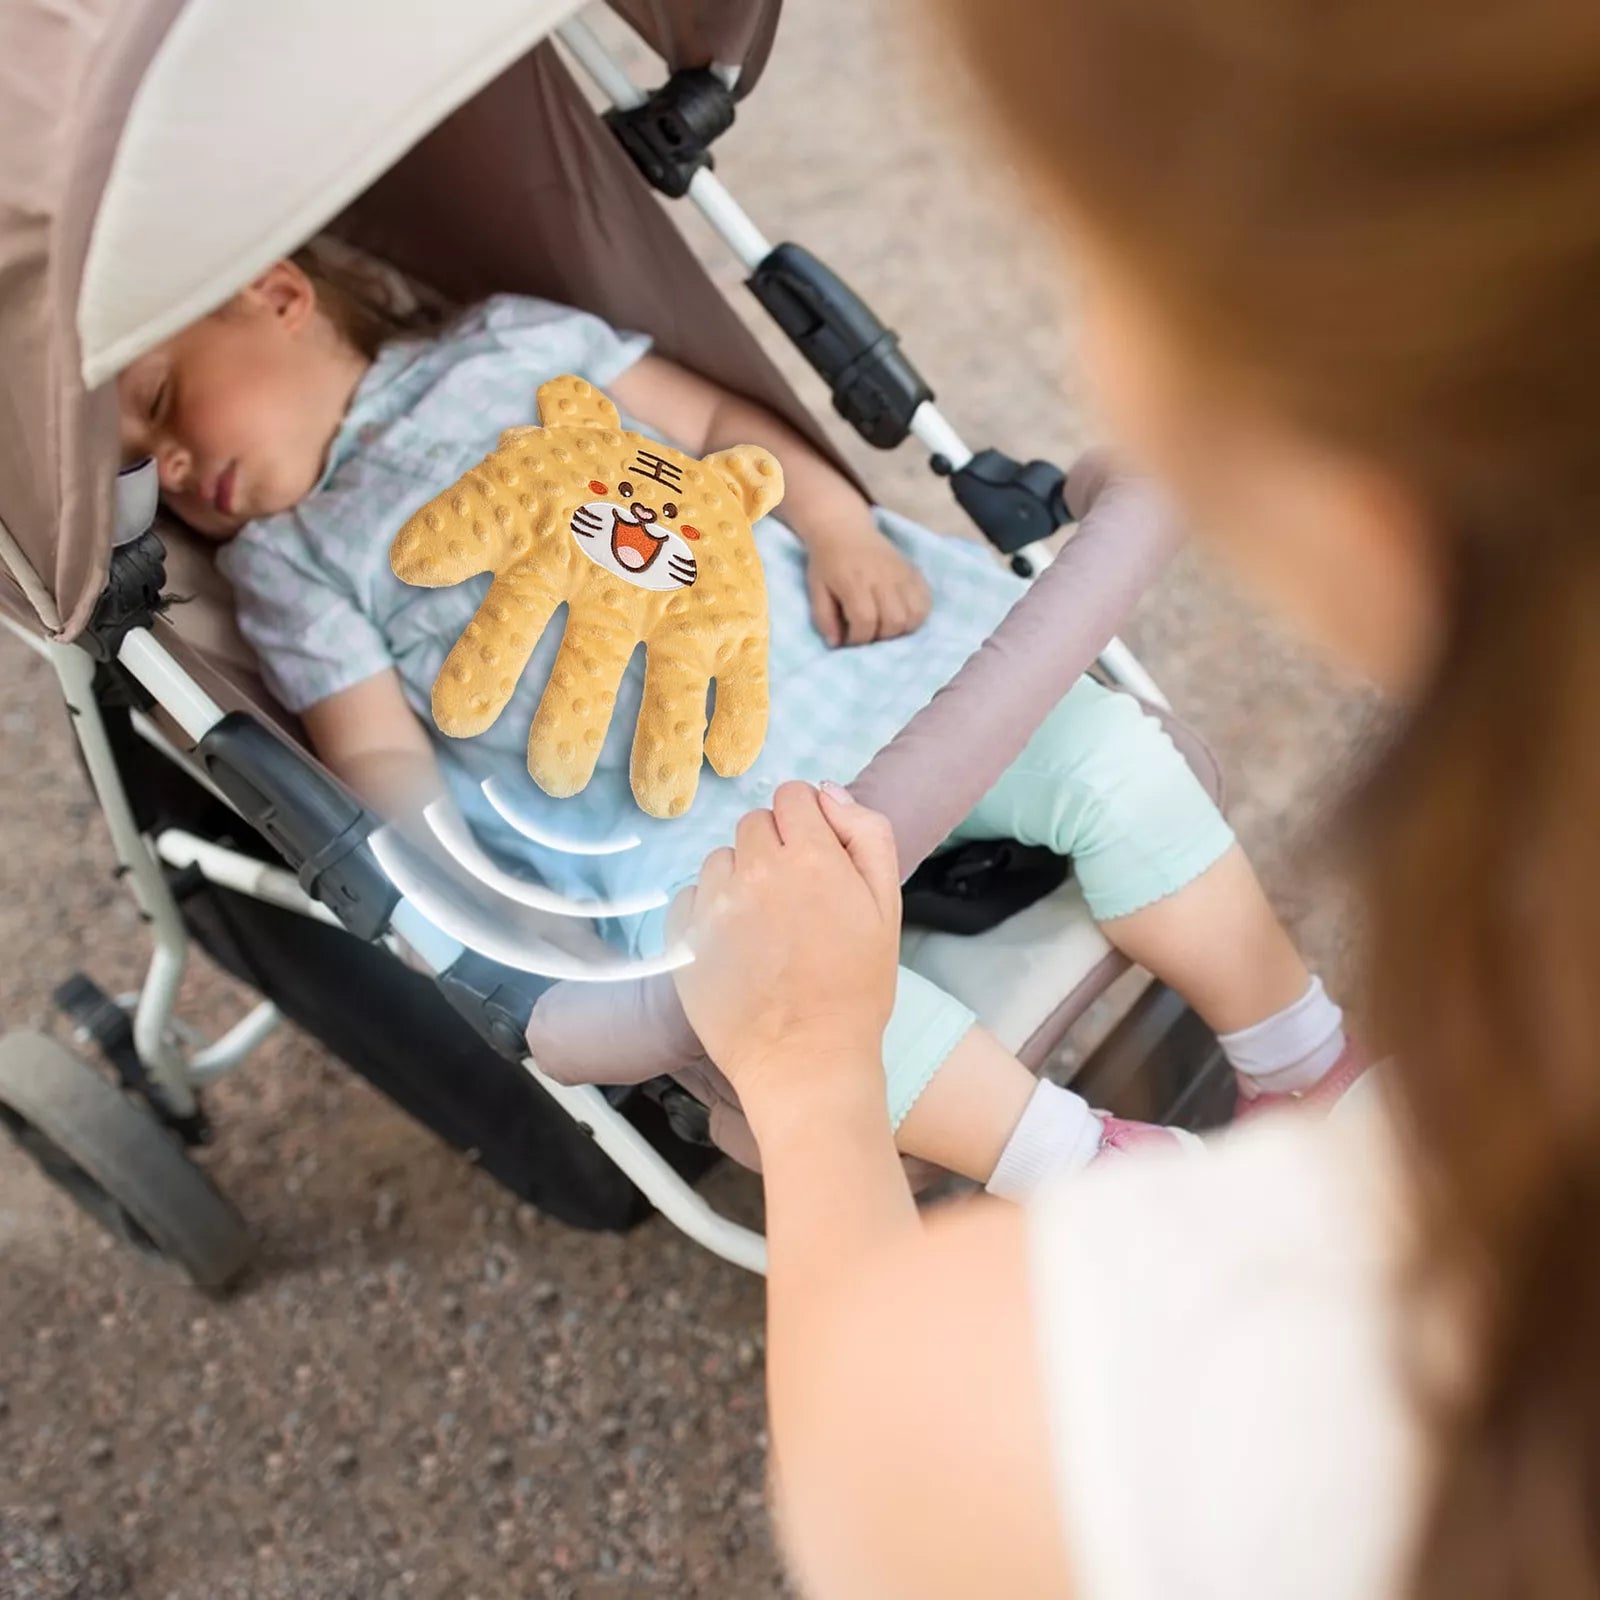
[424,800,665,919]
[482,778,643,856]
[372,822,689,983]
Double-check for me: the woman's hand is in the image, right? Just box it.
[804,519,933,648]
[672,781,903,1114]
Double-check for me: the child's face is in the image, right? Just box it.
[115,260,366,539]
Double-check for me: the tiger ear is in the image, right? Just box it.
[536,375,622,432]
[705,445,784,524]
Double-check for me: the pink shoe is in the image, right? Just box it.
[1092,1113,1204,1162]
[1233,1040,1370,1123]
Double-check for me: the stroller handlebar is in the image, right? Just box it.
[522,454,1184,1094]
[849,452,1180,877]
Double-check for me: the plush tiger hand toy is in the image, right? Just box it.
[390,375,780,819]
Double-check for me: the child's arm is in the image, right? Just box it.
[300,668,450,833]
[610,354,931,648]
[302,670,616,968]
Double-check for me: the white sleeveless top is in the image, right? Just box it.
[1028,1082,1434,1600]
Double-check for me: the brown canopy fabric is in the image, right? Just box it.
[613,0,781,82]
[0,0,187,639]
[330,36,836,473]
[0,0,789,644]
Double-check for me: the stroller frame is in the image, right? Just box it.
[3,611,775,1273]
[0,7,1222,1288]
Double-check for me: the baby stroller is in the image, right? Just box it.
[0,0,1233,1288]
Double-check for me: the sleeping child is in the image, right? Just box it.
[114,252,1363,1197]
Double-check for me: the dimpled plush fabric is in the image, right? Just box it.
[391,375,781,819]
[217,295,1027,956]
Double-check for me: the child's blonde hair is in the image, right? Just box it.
[290,237,451,359]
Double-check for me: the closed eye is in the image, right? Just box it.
[147,377,169,423]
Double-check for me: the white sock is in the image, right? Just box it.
[1218,976,1346,1094]
[985,1080,1103,1201]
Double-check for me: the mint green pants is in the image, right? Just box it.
[884,676,1234,1125]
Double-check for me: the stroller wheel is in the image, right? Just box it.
[0,1030,253,1290]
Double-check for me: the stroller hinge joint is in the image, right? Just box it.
[435,950,552,1062]
[195,714,398,942]
[605,67,736,199]
[80,530,170,666]
[932,448,1076,557]
[747,242,933,450]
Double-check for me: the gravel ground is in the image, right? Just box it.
[0,2,1374,1595]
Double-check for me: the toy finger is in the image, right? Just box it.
[704,641,769,779]
[535,375,623,433]
[432,578,560,738]
[526,618,635,798]
[634,649,714,819]
[393,464,530,588]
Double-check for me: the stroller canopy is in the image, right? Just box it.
[0,0,1197,1133]
[0,0,781,639]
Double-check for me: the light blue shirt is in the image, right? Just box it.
[219,295,1025,953]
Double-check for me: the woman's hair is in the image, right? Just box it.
[943,0,1600,1593]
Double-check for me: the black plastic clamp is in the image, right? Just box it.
[902,839,1071,936]
[435,950,553,1063]
[195,714,398,941]
[78,529,169,666]
[606,67,737,199]
[931,449,1076,563]
[639,1076,716,1147]
[191,720,569,1067]
[748,243,933,449]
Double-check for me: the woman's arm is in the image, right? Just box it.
[774,1201,1071,1600]
[673,783,1073,1598]
[609,355,931,645]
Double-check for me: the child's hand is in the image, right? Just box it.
[805,521,932,647]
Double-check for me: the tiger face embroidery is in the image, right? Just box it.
[569,457,700,593]
[391,375,783,818]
